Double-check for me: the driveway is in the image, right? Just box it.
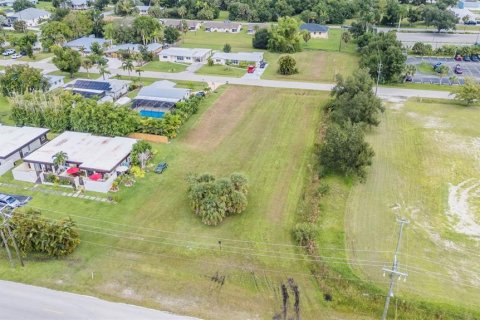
[0,280,199,320]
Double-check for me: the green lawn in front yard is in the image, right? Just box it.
[141,61,188,73]
[19,52,54,62]
[262,51,359,83]
[48,71,100,80]
[196,64,246,77]
[0,86,338,320]
[304,29,357,54]
[0,95,13,125]
[180,29,255,52]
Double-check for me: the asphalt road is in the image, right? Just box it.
[0,280,199,320]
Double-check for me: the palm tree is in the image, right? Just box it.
[136,68,143,78]
[99,64,111,80]
[122,59,134,77]
[178,5,187,19]
[339,31,351,52]
[438,65,450,84]
[81,58,93,78]
[52,151,68,173]
[404,64,416,77]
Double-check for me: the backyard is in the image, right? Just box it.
[0,86,356,319]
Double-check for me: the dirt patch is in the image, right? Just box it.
[183,87,257,151]
[446,179,480,238]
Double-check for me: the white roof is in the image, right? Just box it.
[0,125,49,159]
[161,47,211,58]
[23,131,137,172]
[10,8,51,21]
[136,81,190,102]
[211,51,264,62]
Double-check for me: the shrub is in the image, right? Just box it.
[316,182,330,197]
[207,57,214,66]
[293,222,318,247]
[223,43,231,53]
[130,166,145,178]
[277,55,298,75]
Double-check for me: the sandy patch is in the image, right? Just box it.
[383,97,406,111]
[446,179,480,238]
[406,112,448,129]
[183,87,257,151]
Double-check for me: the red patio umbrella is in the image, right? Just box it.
[66,167,80,174]
[89,173,102,181]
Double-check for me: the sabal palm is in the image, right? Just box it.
[122,59,134,76]
[52,151,68,171]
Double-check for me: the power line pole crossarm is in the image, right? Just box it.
[381,218,409,320]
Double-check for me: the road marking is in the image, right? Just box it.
[43,308,63,315]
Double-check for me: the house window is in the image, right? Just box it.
[163,56,168,59]
[216,59,221,63]
[232,60,239,65]
[186,57,191,60]
[177,56,184,60]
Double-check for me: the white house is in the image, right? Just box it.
[13,131,137,193]
[0,125,49,176]
[211,52,264,66]
[105,42,162,58]
[204,21,242,33]
[61,0,90,10]
[0,0,36,7]
[45,75,65,91]
[299,23,329,39]
[132,80,191,118]
[159,47,211,64]
[160,19,201,31]
[136,5,150,15]
[66,79,130,100]
[8,8,51,27]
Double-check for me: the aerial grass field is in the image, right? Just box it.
[196,64,246,77]
[141,61,188,73]
[0,86,366,319]
[340,97,480,310]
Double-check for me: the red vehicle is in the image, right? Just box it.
[247,65,256,73]
[454,54,462,61]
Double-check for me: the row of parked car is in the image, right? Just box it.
[454,54,480,62]
[2,49,25,59]
[433,62,465,74]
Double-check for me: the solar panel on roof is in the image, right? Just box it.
[74,80,111,91]
[132,99,175,110]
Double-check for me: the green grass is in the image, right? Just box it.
[382,82,455,92]
[141,61,188,73]
[214,10,229,21]
[19,52,54,62]
[0,86,342,319]
[262,51,359,83]
[0,95,13,125]
[303,29,357,54]
[48,71,100,80]
[417,61,436,75]
[36,0,55,11]
[180,29,255,52]
[339,98,480,311]
[196,64,246,77]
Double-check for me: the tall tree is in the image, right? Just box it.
[451,78,480,106]
[133,15,163,45]
[52,46,82,78]
[12,0,34,12]
[267,16,302,53]
[0,65,49,96]
[422,6,458,32]
[40,21,73,51]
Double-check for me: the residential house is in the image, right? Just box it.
[204,21,242,33]
[66,79,130,100]
[105,42,162,58]
[136,5,150,15]
[13,131,137,193]
[132,80,191,118]
[211,51,264,66]
[8,8,51,27]
[64,35,107,53]
[45,75,65,91]
[458,0,480,9]
[246,23,269,34]
[0,125,49,176]
[159,47,211,64]
[299,23,329,39]
[160,19,201,31]
[0,0,36,7]
[61,0,90,10]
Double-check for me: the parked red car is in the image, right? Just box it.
[247,65,256,73]
[454,54,462,61]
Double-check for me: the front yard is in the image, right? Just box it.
[195,64,246,77]
[141,61,188,73]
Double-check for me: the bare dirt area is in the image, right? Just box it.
[183,86,257,151]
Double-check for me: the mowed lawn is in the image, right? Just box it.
[0,87,355,319]
[196,64,246,77]
[342,98,480,310]
[141,61,188,73]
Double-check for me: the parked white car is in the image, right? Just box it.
[0,194,21,208]
[11,53,23,59]
[2,49,15,56]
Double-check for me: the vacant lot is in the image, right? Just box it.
[196,64,246,77]
[0,87,354,319]
[142,61,188,73]
[343,98,480,310]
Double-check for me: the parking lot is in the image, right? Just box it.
[407,56,480,85]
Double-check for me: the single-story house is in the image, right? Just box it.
[204,21,242,33]
[13,131,137,193]
[105,42,162,58]
[0,0,36,7]
[45,75,65,91]
[0,125,49,176]
[160,19,201,31]
[299,23,329,39]
[246,23,269,34]
[136,5,150,15]
[64,35,107,53]
[132,80,191,118]
[211,51,264,66]
[8,8,51,27]
[61,0,90,10]
[66,79,130,100]
[159,47,211,64]
[458,0,480,9]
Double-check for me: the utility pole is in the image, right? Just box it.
[375,61,383,96]
[381,218,409,320]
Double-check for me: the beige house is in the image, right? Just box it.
[204,21,242,33]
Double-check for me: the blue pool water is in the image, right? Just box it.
[139,110,165,118]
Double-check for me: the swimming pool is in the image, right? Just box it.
[139,110,165,119]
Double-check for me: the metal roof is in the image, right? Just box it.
[211,51,264,62]
[106,42,162,53]
[0,125,49,159]
[64,36,106,52]
[299,23,329,33]
[161,47,211,58]
[136,81,191,102]
[10,8,51,21]
[23,131,137,172]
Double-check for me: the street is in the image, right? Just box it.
[0,280,199,320]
